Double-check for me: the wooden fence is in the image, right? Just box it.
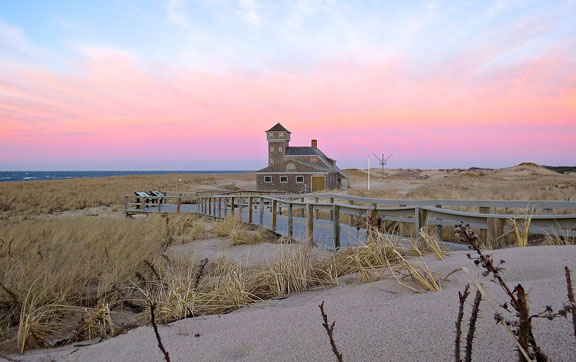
[125,193,576,248]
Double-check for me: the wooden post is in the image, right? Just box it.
[212,197,217,216]
[224,197,228,217]
[479,207,491,243]
[300,198,305,217]
[333,205,340,249]
[158,198,162,212]
[238,197,243,222]
[348,200,355,225]
[141,198,145,211]
[248,197,253,224]
[307,203,314,244]
[218,197,222,218]
[399,204,406,236]
[314,197,319,219]
[208,197,212,216]
[414,208,426,238]
[259,197,264,226]
[544,208,553,215]
[487,217,506,248]
[288,202,294,239]
[231,197,235,216]
[435,205,443,240]
[176,197,181,214]
[124,196,129,216]
[329,197,334,221]
[272,200,278,232]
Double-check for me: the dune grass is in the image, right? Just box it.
[0,206,440,354]
[0,172,254,218]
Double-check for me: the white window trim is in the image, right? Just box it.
[296,176,304,183]
[280,176,288,183]
[264,176,272,183]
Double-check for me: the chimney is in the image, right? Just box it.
[311,139,317,148]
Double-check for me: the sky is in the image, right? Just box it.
[0,0,575,171]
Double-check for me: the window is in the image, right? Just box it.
[278,146,283,152]
[264,176,272,183]
[270,159,274,164]
[311,157,317,163]
[280,176,288,183]
[296,176,304,183]
[286,163,296,170]
[279,132,284,137]
[270,146,275,152]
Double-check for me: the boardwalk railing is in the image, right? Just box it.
[125,193,576,249]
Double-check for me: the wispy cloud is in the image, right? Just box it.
[165,0,190,28]
[236,0,261,26]
[0,20,35,58]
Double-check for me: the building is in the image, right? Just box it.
[256,123,349,192]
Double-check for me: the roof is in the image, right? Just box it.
[285,146,327,158]
[266,123,291,133]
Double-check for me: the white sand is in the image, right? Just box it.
[16,245,576,362]
[167,238,332,267]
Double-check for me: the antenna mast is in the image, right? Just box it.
[372,152,394,180]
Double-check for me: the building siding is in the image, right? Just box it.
[256,123,348,192]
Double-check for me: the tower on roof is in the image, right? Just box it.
[266,122,291,166]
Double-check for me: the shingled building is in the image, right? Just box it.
[256,123,349,192]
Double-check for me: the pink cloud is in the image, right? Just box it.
[0,46,574,169]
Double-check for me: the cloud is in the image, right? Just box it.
[236,0,261,26]
[165,0,190,28]
[0,20,35,58]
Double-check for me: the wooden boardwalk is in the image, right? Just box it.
[134,202,369,248]
[126,192,576,249]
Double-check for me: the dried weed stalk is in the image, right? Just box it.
[150,303,170,362]
[455,284,470,362]
[455,222,576,362]
[565,267,576,338]
[319,301,344,362]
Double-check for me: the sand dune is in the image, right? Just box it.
[18,245,576,362]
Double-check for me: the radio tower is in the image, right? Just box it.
[372,153,393,180]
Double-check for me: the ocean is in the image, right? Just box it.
[0,170,252,182]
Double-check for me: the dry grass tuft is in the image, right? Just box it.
[16,290,65,354]
[418,228,448,260]
[72,299,115,342]
[509,211,533,247]
[390,250,441,292]
[265,245,335,297]
[211,216,260,246]
[331,233,403,283]
[0,216,166,353]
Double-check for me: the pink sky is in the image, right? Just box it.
[1,1,575,170]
